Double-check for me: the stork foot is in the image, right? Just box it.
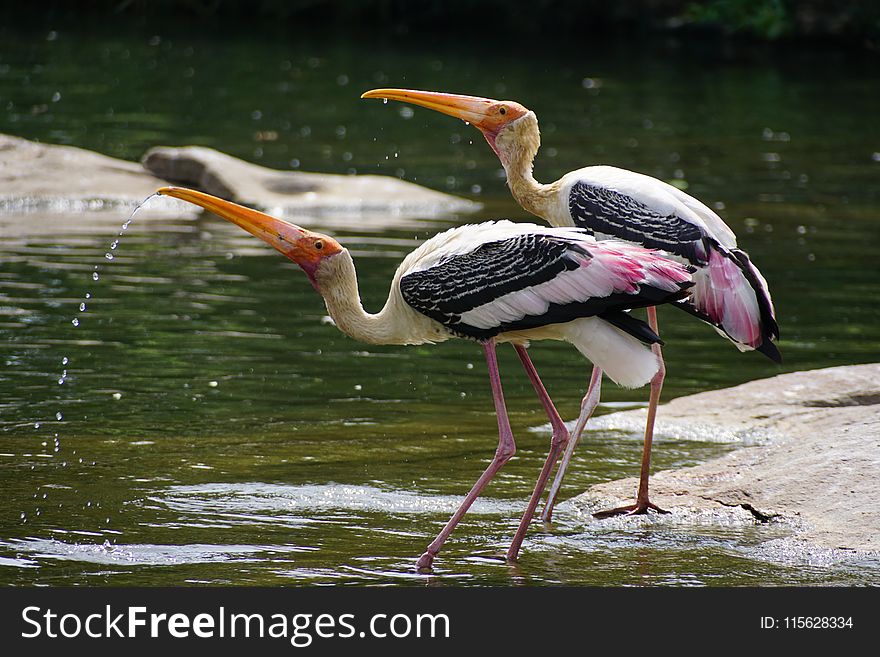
[416,551,436,572]
[593,499,669,519]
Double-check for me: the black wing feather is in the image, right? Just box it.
[400,233,579,337]
[399,233,691,343]
[568,181,710,265]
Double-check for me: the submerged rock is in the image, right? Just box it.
[567,363,880,555]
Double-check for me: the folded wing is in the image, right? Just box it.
[399,224,693,343]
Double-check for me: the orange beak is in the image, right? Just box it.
[157,187,338,278]
[361,88,528,156]
[362,88,506,130]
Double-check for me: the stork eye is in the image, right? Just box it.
[499,107,507,115]
[314,240,324,250]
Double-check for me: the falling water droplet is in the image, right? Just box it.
[85,292,91,299]
[383,98,388,104]
[55,412,63,421]
[92,272,99,281]
[79,302,86,312]
[104,253,114,260]
[71,318,80,327]
[34,422,41,429]
[62,357,69,365]
[110,240,119,250]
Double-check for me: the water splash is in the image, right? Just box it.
[25,191,164,525]
[72,193,161,331]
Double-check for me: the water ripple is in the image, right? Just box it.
[3,537,312,567]
[151,482,517,517]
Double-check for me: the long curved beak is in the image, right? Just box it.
[157,186,310,262]
[361,88,501,132]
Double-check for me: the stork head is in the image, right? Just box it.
[157,187,343,290]
[361,88,538,169]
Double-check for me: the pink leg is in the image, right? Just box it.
[541,365,603,522]
[417,340,516,571]
[594,306,669,518]
[506,344,570,562]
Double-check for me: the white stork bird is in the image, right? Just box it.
[158,186,694,569]
[362,88,781,521]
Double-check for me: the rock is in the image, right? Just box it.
[0,134,481,229]
[567,363,880,554]
[141,145,481,219]
[0,133,169,213]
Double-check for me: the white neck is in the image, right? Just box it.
[497,113,554,220]
[507,158,551,218]
[313,250,416,345]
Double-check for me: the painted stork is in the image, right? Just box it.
[362,88,781,521]
[158,186,694,568]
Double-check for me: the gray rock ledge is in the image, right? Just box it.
[567,363,880,555]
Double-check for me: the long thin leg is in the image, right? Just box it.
[506,344,570,562]
[594,305,669,518]
[417,341,516,571]
[541,365,603,523]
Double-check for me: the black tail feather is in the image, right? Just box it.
[599,310,663,346]
[756,338,783,364]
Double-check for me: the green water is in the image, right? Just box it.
[1,22,878,585]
